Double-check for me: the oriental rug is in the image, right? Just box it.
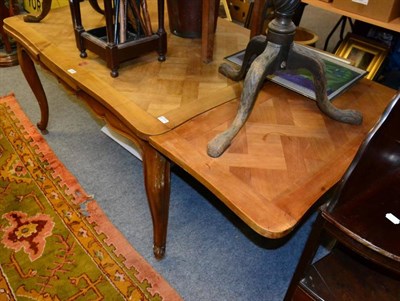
[0,94,181,301]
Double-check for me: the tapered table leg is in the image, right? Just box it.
[17,45,49,132]
[202,0,220,63]
[142,143,171,259]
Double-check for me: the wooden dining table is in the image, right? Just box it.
[4,1,396,259]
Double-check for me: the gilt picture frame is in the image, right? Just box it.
[335,33,389,80]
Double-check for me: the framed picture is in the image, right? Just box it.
[225,44,367,102]
[335,33,389,80]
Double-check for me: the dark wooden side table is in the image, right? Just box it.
[0,0,18,66]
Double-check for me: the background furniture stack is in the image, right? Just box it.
[69,0,166,77]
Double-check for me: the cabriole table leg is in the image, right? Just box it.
[142,144,171,259]
[17,45,49,132]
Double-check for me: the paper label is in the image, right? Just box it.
[352,0,368,5]
[158,116,169,124]
[385,213,400,225]
[67,69,77,74]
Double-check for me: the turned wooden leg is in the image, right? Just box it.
[142,143,171,259]
[17,45,49,132]
[156,0,167,62]
[201,0,220,63]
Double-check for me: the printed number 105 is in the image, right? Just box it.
[28,0,42,11]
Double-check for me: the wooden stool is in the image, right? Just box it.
[69,0,167,77]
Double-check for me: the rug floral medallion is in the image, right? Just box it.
[0,94,181,301]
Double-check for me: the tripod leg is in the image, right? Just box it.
[219,35,267,81]
[288,44,362,125]
[208,43,281,157]
[24,0,52,22]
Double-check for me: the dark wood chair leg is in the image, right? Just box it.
[142,144,171,259]
[284,214,327,301]
[17,45,49,132]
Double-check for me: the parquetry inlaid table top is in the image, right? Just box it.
[3,1,247,137]
[150,81,396,238]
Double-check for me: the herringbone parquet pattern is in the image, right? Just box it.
[11,1,249,131]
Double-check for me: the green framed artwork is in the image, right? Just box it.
[225,44,367,101]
